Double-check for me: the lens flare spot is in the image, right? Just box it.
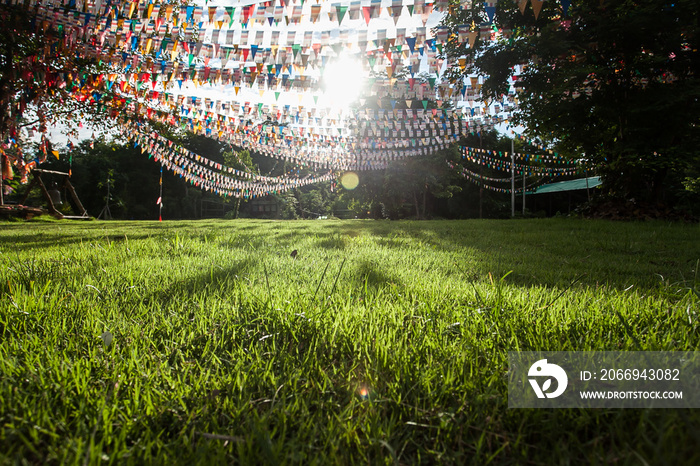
[358,387,370,399]
[340,172,359,190]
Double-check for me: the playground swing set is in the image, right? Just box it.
[14,169,89,220]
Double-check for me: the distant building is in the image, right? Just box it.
[244,196,281,218]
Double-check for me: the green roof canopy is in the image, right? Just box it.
[530,177,601,195]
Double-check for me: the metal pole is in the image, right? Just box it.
[479,133,483,219]
[511,138,515,217]
[0,154,4,206]
[158,167,163,221]
[98,177,112,220]
[522,170,526,216]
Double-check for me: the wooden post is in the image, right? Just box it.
[19,176,39,206]
[34,173,63,219]
[64,178,88,216]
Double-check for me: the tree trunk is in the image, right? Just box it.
[650,168,668,204]
[234,198,241,218]
[479,188,483,219]
[413,191,420,219]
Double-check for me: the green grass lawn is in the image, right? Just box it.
[1,218,698,464]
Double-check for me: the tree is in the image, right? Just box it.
[451,131,525,219]
[222,148,258,218]
[382,147,463,219]
[297,183,335,218]
[441,0,700,205]
[34,139,161,219]
[0,3,118,187]
[28,136,224,220]
[276,190,300,219]
[333,170,385,219]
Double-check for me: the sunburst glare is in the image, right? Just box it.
[322,55,365,111]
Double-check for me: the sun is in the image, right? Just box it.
[322,55,365,111]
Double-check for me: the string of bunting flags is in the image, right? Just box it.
[461,154,580,177]
[17,0,519,113]
[25,0,454,84]
[448,142,582,194]
[456,164,514,183]
[461,146,577,165]
[4,0,583,195]
[460,146,581,177]
[448,160,546,194]
[114,85,503,170]
[124,121,313,184]
[447,160,559,195]
[126,124,335,198]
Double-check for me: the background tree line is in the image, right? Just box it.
[441,0,700,209]
[8,127,697,220]
[3,0,698,220]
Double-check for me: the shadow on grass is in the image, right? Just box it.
[3,219,698,293]
[0,225,159,253]
[155,258,258,305]
[330,219,700,292]
[352,259,402,290]
[315,234,348,251]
